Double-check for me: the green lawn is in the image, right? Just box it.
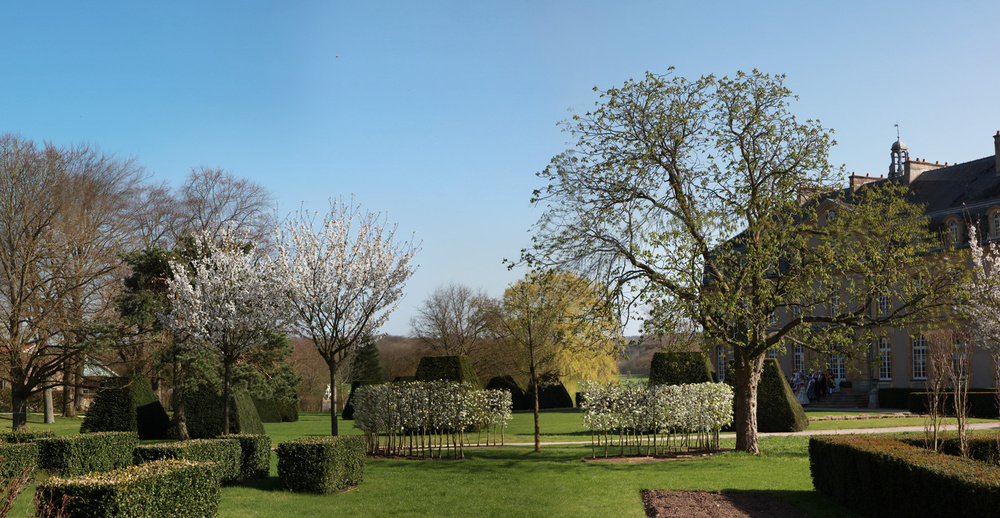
[8,409,993,517]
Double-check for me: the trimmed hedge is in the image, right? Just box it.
[35,459,221,518]
[810,434,1000,517]
[648,351,715,386]
[133,438,241,483]
[230,434,271,480]
[0,442,38,478]
[415,355,480,388]
[277,435,365,494]
[80,377,170,440]
[341,382,362,420]
[877,387,918,409]
[0,429,56,443]
[756,359,808,433]
[276,400,299,422]
[907,390,999,418]
[524,380,575,410]
[252,397,282,423]
[37,432,138,477]
[181,388,266,439]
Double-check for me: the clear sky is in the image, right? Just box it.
[2,1,998,336]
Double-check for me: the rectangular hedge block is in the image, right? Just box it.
[229,434,271,480]
[277,435,364,494]
[35,459,221,518]
[37,432,137,477]
[133,438,241,483]
[0,442,38,478]
[810,434,1000,517]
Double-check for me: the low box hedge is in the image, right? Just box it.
[35,459,221,518]
[277,435,365,494]
[810,434,1000,517]
[133,438,241,483]
[229,434,271,480]
[37,432,138,477]
[0,442,38,478]
[0,429,56,443]
[906,390,998,418]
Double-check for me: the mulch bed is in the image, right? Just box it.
[583,448,730,463]
[641,490,812,518]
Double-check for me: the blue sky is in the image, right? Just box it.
[2,1,998,335]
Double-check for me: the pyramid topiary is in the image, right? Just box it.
[414,355,480,388]
[80,377,170,440]
[181,388,265,439]
[648,351,715,386]
[756,358,808,432]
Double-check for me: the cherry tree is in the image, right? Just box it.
[161,230,289,435]
[964,226,1000,430]
[278,199,418,435]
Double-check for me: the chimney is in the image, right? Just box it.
[994,131,1000,175]
[849,173,879,193]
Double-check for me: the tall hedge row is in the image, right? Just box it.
[0,442,38,478]
[80,377,170,440]
[648,351,715,386]
[181,388,265,439]
[906,390,998,418]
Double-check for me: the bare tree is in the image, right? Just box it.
[176,166,275,244]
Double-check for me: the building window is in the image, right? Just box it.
[829,292,840,317]
[828,354,845,382]
[877,292,891,316]
[878,337,892,381]
[794,345,805,372]
[767,311,778,328]
[717,345,727,382]
[912,335,927,380]
[948,220,961,245]
[993,211,1000,238]
[766,346,779,359]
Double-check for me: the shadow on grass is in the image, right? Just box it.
[236,476,286,493]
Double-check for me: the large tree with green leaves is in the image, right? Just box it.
[526,70,961,453]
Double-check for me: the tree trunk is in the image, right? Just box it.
[10,380,29,430]
[733,352,764,455]
[73,362,85,412]
[329,362,339,436]
[222,360,232,436]
[62,358,76,418]
[531,368,541,453]
[172,355,190,441]
[43,387,55,424]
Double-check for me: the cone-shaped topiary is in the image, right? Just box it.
[756,358,808,432]
[485,375,529,410]
[180,388,265,439]
[414,355,480,388]
[80,377,170,440]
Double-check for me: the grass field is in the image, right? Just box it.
[4,409,992,517]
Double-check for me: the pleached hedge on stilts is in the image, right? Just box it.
[353,381,512,459]
[581,381,733,458]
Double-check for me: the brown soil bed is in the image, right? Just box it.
[641,490,812,518]
[583,448,731,463]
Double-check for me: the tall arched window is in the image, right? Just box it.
[949,220,961,245]
[992,210,1000,238]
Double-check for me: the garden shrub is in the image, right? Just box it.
[340,382,362,420]
[277,435,365,494]
[485,375,529,410]
[810,434,1000,517]
[35,459,221,518]
[133,438,241,483]
[756,359,808,433]
[0,429,55,443]
[415,355,480,388]
[524,378,575,409]
[0,442,38,478]
[37,431,138,477]
[276,399,299,422]
[252,397,282,423]
[181,388,265,439]
[229,434,271,480]
[80,377,170,440]
[648,351,715,386]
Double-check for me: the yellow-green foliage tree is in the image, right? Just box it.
[491,270,622,452]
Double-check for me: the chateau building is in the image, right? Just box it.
[715,132,1000,403]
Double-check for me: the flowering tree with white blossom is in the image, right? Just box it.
[161,230,290,435]
[277,199,418,435]
[964,226,1000,434]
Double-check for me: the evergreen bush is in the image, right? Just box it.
[35,459,221,518]
[277,435,365,494]
[415,355,480,388]
[648,351,715,386]
[485,375,529,410]
[524,378,575,409]
[229,434,271,480]
[79,377,170,440]
[181,388,265,439]
[0,429,55,443]
[37,432,138,477]
[276,399,299,422]
[252,397,282,423]
[907,390,999,418]
[755,359,808,432]
[877,387,919,409]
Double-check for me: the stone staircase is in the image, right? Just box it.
[807,392,870,409]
